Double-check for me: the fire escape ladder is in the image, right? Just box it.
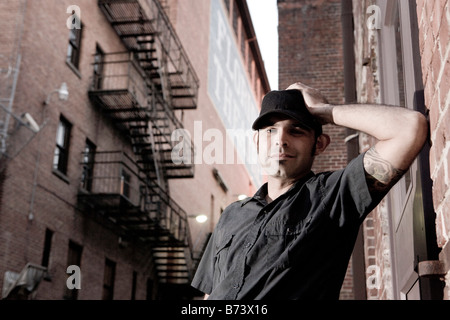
[77,150,195,286]
[92,0,199,286]
[145,180,194,284]
[0,0,34,170]
[88,51,194,179]
[98,0,199,110]
[0,54,21,158]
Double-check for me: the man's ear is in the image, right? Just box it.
[314,134,331,156]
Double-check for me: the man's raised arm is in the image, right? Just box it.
[287,82,429,192]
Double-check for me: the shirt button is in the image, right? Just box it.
[233,284,240,289]
[245,243,252,248]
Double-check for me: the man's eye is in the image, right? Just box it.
[291,128,306,135]
[266,128,276,134]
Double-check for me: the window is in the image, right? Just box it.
[53,116,72,175]
[67,19,82,70]
[131,271,137,300]
[393,5,411,190]
[120,169,131,199]
[232,1,239,37]
[146,278,154,300]
[41,229,53,268]
[80,139,96,191]
[102,258,116,300]
[93,44,104,89]
[64,241,83,300]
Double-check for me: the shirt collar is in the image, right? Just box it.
[241,183,267,207]
[241,171,315,207]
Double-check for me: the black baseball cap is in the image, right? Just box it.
[252,89,323,135]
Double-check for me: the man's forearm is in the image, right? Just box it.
[329,103,428,170]
[286,82,429,187]
[330,104,420,141]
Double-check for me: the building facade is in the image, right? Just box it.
[352,0,449,300]
[416,0,450,300]
[278,0,450,300]
[0,0,269,300]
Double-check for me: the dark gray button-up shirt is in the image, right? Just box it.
[192,153,385,300]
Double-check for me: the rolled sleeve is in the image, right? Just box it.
[319,152,379,226]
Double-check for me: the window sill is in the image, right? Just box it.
[52,169,70,184]
[66,60,82,79]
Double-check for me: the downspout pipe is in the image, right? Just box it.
[341,0,359,160]
[341,0,367,300]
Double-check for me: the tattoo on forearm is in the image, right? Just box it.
[364,147,407,193]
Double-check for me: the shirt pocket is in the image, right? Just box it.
[265,219,308,269]
[213,234,234,285]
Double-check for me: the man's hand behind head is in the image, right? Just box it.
[286,82,334,125]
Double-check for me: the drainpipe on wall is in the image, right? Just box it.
[341,0,367,300]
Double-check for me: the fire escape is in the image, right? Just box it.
[78,0,200,292]
[0,0,39,172]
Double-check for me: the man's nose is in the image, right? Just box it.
[275,128,289,146]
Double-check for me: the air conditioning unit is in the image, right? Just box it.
[2,263,47,300]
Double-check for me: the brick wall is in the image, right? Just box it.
[0,0,159,300]
[277,0,348,174]
[352,0,396,300]
[278,0,354,299]
[0,0,267,300]
[0,0,23,61]
[416,0,450,299]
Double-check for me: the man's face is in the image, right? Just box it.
[257,116,318,180]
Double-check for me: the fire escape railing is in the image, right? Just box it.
[77,151,195,283]
[98,0,199,110]
[88,52,195,180]
[86,0,201,286]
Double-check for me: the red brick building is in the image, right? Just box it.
[279,0,450,300]
[277,0,357,299]
[0,0,269,300]
[351,0,449,300]
[417,0,450,299]
[2,0,449,302]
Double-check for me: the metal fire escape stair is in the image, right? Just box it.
[84,0,201,288]
[98,0,199,110]
[77,151,195,285]
[0,1,38,170]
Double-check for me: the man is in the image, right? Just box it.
[191,82,428,300]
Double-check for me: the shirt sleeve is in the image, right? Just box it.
[191,230,216,295]
[318,151,385,226]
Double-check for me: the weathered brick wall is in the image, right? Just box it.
[352,0,395,300]
[0,0,266,300]
[278,0,353,299]
[353,0,450,300]
[0,0,23,61]
[416,0,450,299]
[0,0,157,300]
[277,0,348,174]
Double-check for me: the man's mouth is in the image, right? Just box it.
[270,153,295,160]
